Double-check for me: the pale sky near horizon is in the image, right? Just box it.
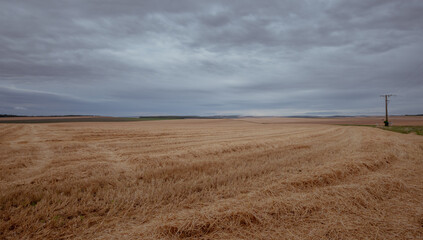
[1,0,422,116]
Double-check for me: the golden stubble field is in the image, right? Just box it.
[1,118,423,239]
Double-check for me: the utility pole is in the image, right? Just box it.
[380,94,394,126]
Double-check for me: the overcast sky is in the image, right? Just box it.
[1,0,422,116]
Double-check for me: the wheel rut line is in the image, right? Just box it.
[6,125,57,185]
[115,127,343,159]
[90,142,136,173]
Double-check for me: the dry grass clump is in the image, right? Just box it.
[1,119,423,239]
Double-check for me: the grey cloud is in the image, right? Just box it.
[0,0,422,116]
[0,86,89,115]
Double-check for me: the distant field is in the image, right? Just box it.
[238,115,423,126]
[0,116,184,123]
[1,119,423,239]
[2,115,423,125]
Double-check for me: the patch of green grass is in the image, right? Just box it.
[380,126,423,135]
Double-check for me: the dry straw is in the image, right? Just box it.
[1,119,422,239]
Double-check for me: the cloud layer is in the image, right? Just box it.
[1,0,422,116]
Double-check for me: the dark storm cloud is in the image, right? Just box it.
[0,86,89,115]
[1,0,422,116]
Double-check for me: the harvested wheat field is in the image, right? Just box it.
[1,119,423,239]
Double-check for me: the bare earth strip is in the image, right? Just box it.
[1,119,423,239]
